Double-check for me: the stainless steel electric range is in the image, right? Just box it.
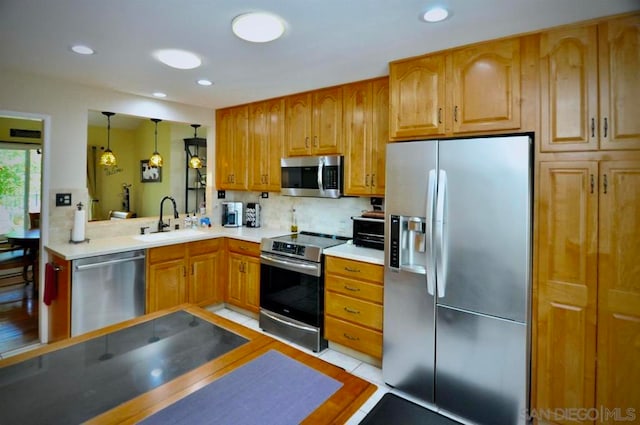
[259,231,349,352]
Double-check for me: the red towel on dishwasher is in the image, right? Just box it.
[44,262,58,306]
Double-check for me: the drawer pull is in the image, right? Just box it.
[343,333,360,341]
[344,285,360,292]
[239,246,248,251]
[344,307,360,315]
[344,266,361,273]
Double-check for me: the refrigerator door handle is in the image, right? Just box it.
[425,169,437,295]
[435,169,448,298]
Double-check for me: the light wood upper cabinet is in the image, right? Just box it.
[451,38,521,133]
[541,14,640,152]
[285,86,343,156]
[389,54,446,139]
[596,161,640,417]
[343,77,389,196]
[249,98,284,191]
[540,25,599,151]
[216,105,248,189]
[389,38,521,140]
[536,159,640,423]
[599,15,640,150]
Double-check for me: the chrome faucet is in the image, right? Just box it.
[158,196,179,232]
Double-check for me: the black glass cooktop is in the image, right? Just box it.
[0,311,248,425]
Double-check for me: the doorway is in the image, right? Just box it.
[0,115,44,355]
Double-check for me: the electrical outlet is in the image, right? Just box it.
[217,190,226,199]
[261,192,269,199]
[56,193,72,206]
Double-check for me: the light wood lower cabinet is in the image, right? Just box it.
[225,239,260,314]
[147,239,224,313]
[324,256,384,358]
[48,254,71,342]
[535,159,640,424]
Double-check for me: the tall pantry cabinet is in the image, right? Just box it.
[535,13,640,425]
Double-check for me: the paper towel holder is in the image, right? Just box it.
[69,202,90,244]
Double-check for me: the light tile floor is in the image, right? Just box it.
[209,306,435,424]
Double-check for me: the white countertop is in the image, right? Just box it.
[46,226,291,260]
[324,243,385,265]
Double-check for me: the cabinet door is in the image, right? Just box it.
[189,251,223,305]
[244,256,261,313]
[265,98,284,191]
[285,92,313,156]
[451,38,521,133]
[540,25,599,152]
[248,101,268,190]
[312,86,343,155]
[343,80,372,196]
[389,54,446,140]
[599,15,640,150]
[371,78,389,195]
[216,106,249,190]
[226,253,244,308]
[596,161,640,417]
[536,161,598,422]
[148,259,186,312]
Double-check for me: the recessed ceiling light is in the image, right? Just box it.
[197,79,213,86]
[152,92,167,98]
[232,12,286,43]
[71,44,95,55]
[154,49,202,70]
[423,7,449,23]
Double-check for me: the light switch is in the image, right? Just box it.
[56,193,72,206]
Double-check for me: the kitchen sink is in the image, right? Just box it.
[133,228,206,242]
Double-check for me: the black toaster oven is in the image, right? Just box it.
[352,216,384,250]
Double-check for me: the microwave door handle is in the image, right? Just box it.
[317,157,325,195]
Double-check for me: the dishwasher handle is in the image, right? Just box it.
[74,255,146,271]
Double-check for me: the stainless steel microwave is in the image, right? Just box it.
[280,155,343,198]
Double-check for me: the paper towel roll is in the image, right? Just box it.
[71,209,85,242]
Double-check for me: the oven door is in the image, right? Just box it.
[259,252,323,327]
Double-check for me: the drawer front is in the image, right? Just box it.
[148,243,186,264]
[189,238,222,256]
[227,238,261,257]
[325,316,382,359]
[325,274,383,304]
[325,256,383,283]
[325,291,383,330]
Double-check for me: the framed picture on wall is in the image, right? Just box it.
[141,160,162,183]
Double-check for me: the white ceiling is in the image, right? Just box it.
[1,0,638,112]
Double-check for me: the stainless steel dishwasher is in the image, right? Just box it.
[71,249,146,336]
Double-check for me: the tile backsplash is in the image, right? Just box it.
[48,189,373,243]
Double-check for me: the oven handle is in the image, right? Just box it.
[261,310,318,333]
[260,253,321,277]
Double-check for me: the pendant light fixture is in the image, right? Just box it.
[99,111,117,166]
[149,118,163,167]
[188,124,203,169]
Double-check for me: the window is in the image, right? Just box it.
[0,146,41,235]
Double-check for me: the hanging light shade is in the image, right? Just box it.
[99,112,117,166]
[149,118,163,167]
[188,124,203,169]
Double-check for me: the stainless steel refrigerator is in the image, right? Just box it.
[383,135,532,425]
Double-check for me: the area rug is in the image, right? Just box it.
[359,393,462,425]
[140,349,342,425]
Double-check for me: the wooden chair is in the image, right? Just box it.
[29,212,40,229]
[0,241,30,288]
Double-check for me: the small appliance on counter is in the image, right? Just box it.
[222,202,242,227]
[245,202,261,228]
[352,212,384,250]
